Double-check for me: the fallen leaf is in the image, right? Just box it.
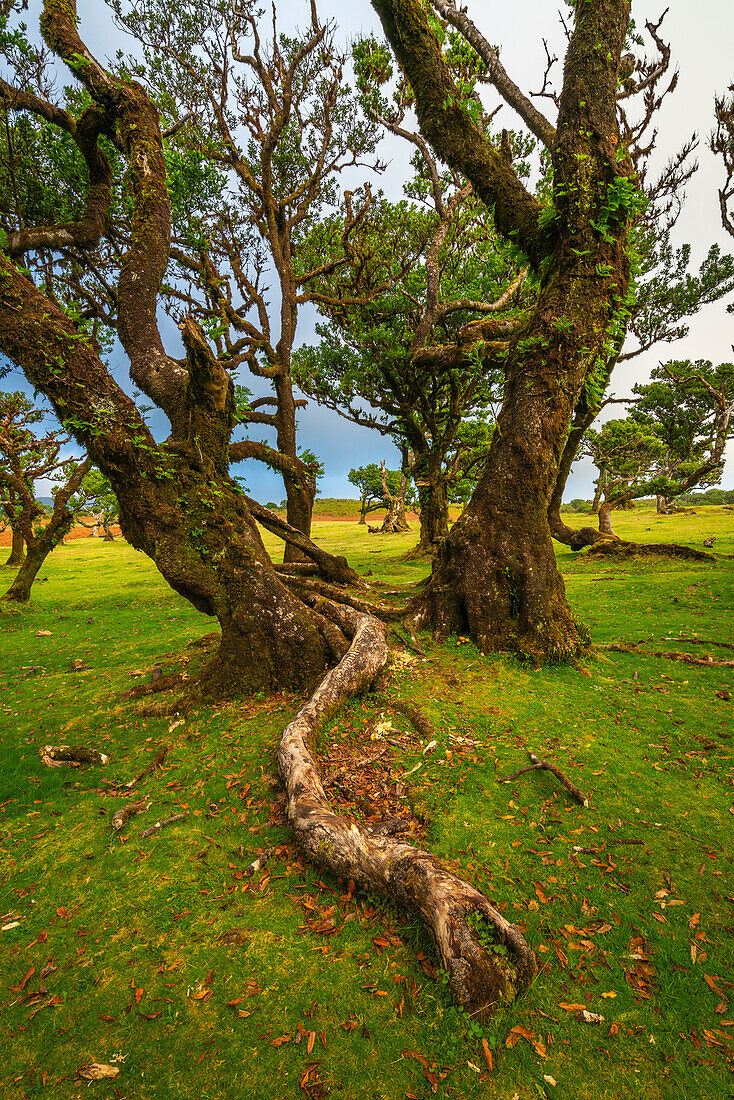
[601,991,617,999]
[36,630,52,637]
[544,1076,558,1087]
[559,1003,587,1012]
[481,1038,493,1072]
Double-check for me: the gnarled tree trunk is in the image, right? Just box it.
[413,453,450,554]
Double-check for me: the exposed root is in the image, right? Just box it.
[111,799,150,832]
[586,539,714,562]
[277,599,536,1019]
[287,576,409,621]
[122,744,170,790]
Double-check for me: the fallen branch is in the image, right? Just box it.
[123,744,170,790]
[111,799,150,831]
[245,496,366,587]
[140,812,189,839]
[498,750,589,807]
[40,745,109,767]
[277,598,536,1019]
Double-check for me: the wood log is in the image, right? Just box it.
[40,745,109,767]
[277,599,536,1019]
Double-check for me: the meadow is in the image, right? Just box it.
[0,503,732,1099]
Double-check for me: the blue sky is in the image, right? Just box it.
[3,0,733,498]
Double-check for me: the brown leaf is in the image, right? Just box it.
[559,1003,587,1012]
[688,913,701,930]
[134,987,144,1004]
[272,1034,292,1047]
[138,1011,161,1020]
[481,1038,493,1072]
[307,1031,316,1055]
[10,966,35,993]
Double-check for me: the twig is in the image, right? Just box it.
[124,744,170,790]
[498,750,589,806]
[140,812,189,839]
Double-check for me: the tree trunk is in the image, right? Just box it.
[117,469,337,699]
[5,523,25,566]
[380,463,411,533]
[597,500,618,537]
[414,455,450,554]
[2,542,54,602]
[591,476,604,515]
[656,494,669,514]
[282,469,316,564]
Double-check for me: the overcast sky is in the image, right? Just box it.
[5,0,734,499]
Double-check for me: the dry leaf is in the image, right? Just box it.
[481,1038,493,1072]
[544,1076,558,1087]
[559,1003,587,1012]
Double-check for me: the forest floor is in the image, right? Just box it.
[0,504,732,1099]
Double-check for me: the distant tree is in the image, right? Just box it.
[583,361,734,537]
[0,392,90,602]
[582,419,666,538]
[69,467,120,541]
[349,464,400,524]
[630,360,734,511]
[0,483,25,566]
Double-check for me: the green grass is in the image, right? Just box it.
[0,504,732,1098]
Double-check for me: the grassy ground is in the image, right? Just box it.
[0,504,732,1099]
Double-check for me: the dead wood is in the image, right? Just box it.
[652,651,734,668]
[40,745,109,767]
[586,540,714,562]
[498,750,588,806]
[277,598,536,1019]
[140,812,189,838]
[111,799,150,831]
[123,745,170,790]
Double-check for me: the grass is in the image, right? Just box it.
[0,503,732,1099]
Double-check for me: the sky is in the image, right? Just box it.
[3,0,734,500]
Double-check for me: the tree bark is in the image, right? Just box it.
[656,493,669,514]
[277,600,537,1019]
[547,427,601,551]
[597,500,619,538]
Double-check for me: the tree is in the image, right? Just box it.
[582,361,734,537]
[1,482,25,565]
[70,466,120,540]
[0,1,362,697]
[367,0,639,659]
[112,0,379,559]
[630,360,734,511]
[295,32,528,555]
[582,418,666,538]
[0,391,91,602]
[348,463,403,524]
